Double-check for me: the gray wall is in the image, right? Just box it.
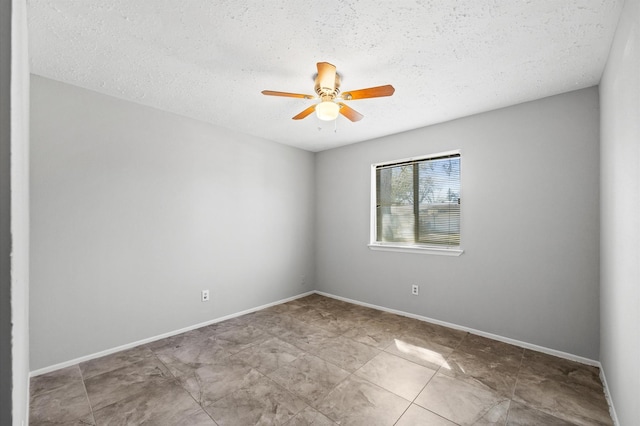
[316,88,600,359]
[30,76,316,370]
[1,0,13,422]
[600,0,640,423]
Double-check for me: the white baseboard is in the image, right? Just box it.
[599,366,620,425]
[315,291,600,366]
[30,291,314,377]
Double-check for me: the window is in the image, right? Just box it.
[370,151,463,256]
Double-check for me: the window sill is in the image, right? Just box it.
[368,243,464,256]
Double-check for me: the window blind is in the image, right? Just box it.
[375,153,460,247]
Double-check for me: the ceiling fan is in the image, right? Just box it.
[262,62,395,122]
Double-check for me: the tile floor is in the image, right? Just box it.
[29,294,614,425]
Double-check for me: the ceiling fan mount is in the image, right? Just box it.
[262,62,394,122]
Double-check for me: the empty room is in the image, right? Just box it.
[2,0,639,425]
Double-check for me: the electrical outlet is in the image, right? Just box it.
[412,285,419,295]
[201,290,210,302]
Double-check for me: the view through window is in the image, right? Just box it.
[374,152,461,249]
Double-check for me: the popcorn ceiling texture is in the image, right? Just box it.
[28,0,623,151]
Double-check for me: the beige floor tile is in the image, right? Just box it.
[79,344,155,380]
[288,406,337,425]
[146,329,207,352]
[342,322,398,349]
[457,333,524,359]
[153,335,231,377]
[204,376,307,425]
[30,365,83,396]
[404,320,467,350]
[268,353,350,407]
[312,335,380,372]
[395,404,457,426]
[29,378,94,425]
[174,409,219,426]
[278,320,337,352]
[442,348,521,397]
[355,351,436,400]
[262,301,305,314]
[520,350,604,392]
[196,317,248,338]
[249,309,307,334]
[212,324,271,354]
[287,305,323,322]
[92,380,211,425]
[233,336,304,374]
[175,357,263,406]
[415,372,510,425]
[506,401,576,426]
[84,356,173,411]
[513,368,612,425]
[385,334,455,370]
[306,309,357,334]
[316,375,410,425]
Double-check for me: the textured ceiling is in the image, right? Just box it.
[28,0,623,152]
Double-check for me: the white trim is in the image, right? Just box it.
[315,290,599,366]
[370,164,377,245]
[599,366,620,425]
[29,291,314,377]
[368,244,464,256]
[370,149,462,169]
[370,150,463,255]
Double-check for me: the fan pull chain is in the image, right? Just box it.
[315,117,339,133]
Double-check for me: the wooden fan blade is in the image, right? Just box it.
[342,85,395,100]
[262,90,315,99]
[338,103,364,122]
[292,105,317,120]
[316,62,337,92]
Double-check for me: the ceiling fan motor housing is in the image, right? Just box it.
[314,73,341,99]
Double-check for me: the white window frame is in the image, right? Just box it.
[368,150,464,256]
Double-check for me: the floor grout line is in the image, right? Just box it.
[77,364,97,426]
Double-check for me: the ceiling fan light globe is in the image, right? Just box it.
[315,101,340,121]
